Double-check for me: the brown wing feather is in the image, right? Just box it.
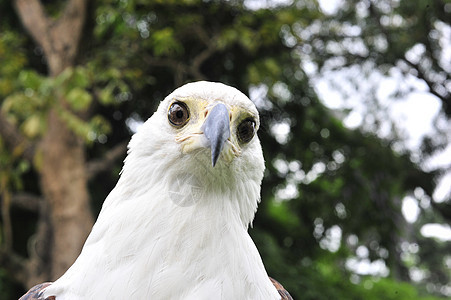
[19,282,55,300]
[270,277,294,300]
[20,279,292,299]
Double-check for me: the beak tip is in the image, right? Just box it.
[211,151,219,167]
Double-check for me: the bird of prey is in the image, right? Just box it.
[20,81,293,299]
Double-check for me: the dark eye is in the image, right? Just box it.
[237,118,256,143]
[168,102,189,127]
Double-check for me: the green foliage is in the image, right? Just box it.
[0,33,27,96]
[1,66,112,141]
[0,268,20,300]
[358,277,443,300]
[151,28,183,57]
[66,87,92,111]
[0,139,30,192]
[247,58,283,84]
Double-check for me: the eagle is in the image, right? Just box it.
[20,81,293,299]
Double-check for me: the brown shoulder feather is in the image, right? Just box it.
[20,279,291,299]
[19,282,55,300]
[270,277,294,300]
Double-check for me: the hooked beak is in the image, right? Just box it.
[201,103,230,167]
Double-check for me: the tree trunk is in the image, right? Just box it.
[14,0,93,282]
[39,111,93,279]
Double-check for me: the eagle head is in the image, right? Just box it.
[121,81,265,226]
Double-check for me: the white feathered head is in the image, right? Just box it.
[119,81,265,227]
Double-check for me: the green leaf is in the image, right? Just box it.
[98,84,115,105]
[21,114,42,138]
[18,70,42,91]
[53,67,74,87]
[57,108,91,140]
[89,115,111,136]
[66,88,93,111]
[151,28,183,57]
[71,66,90,89]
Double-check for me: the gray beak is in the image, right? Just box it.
[201,103,230,167]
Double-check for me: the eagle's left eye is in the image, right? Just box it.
[237,118,256,143]
[168,102,190,127]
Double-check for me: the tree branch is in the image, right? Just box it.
[86,141,128,180]
[13,0,50,51]
[144,27,221,83]
[1,191,13,251]
[143,56,189,86]
[0,111,35,161]
[0,248,29,285]
[14,0,88,74]
[189,27,221,80]
[0,196,52,287]
[25,202,52,287]
[146,46,216,82]
[50,0,88,70]
[190,42,218,80]
[402,58,450,109]
[11,193,43,212]
[144,56,183,70]
[192,25,211,46]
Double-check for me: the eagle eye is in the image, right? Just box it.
[168,102,190,127]
[237,118,256,143]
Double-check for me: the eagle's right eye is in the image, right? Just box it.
[168,102,190,127]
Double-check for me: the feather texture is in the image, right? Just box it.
[37,82,284,299]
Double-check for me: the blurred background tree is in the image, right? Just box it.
[0,0,449,299]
